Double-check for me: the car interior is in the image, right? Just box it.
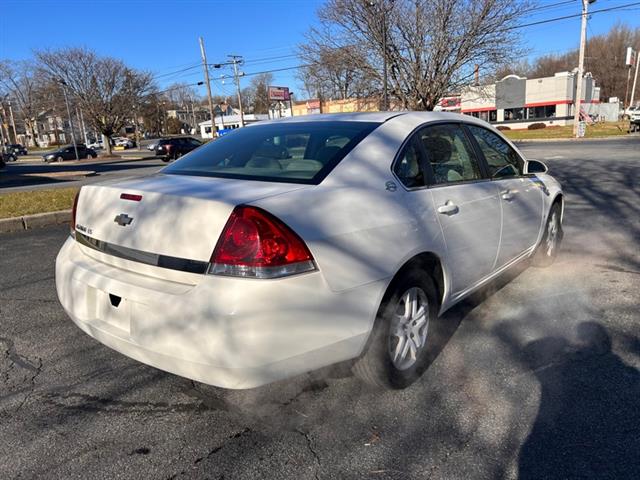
[421,127,480,184]
[187,132,355,179]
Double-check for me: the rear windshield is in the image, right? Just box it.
[162,121,379,184]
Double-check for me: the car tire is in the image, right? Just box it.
[57,156,64,163]
[532,202,563,268]
[353,267,442,389]
[162,156,170,163]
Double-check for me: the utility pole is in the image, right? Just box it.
[8,100,18,144]
[199,37,217,138]
[59,79,79,160]
[630,50,640,109]
[382,7,388,111]
[573,0,594,138]
[228,55,245,127]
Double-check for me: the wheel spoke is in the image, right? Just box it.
[393,335,406,364]
[401,292,412,320]
[399,336,411,363]
[409,290,419,317]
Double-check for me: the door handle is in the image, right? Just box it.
[501,190,514,201]
[437,201,459,215]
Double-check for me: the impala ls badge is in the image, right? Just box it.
[114,213,133,226]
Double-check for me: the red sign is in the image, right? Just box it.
[306,99,320,109]
[268,86,290,101]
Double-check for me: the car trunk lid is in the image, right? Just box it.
[75,174,309,266]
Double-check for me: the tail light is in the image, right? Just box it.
[209,206,316,279]
[70,190,80,236]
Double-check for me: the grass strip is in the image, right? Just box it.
[503,121,631,140]
[0,187,78,219]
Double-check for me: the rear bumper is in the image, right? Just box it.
[55,238,384,389]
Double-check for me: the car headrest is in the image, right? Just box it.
[423,136,452,164]
[315,146,341,164]
[245,157,282,169]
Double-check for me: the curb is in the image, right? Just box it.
[0,209,71,233]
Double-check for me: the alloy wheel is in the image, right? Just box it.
[388,287,430,370]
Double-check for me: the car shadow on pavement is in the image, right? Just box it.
[517,322,640,480]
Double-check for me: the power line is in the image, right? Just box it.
[506,1,640,31]
[526,0,578,14]
[150,63,201,81]
[151,1,640,86]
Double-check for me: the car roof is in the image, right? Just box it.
[258,111,404,125]
[255,110,497,127]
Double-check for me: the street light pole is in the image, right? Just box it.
[59,80,79,160]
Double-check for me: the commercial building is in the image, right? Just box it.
[459,71,601,128]
[199,114,268,138]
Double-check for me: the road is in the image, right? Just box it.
[0,156,166,192]
[1,138,639,479]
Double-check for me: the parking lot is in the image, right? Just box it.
[1,138,638,479]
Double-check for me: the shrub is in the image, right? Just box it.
[496,125,511,131]
[528,122,546,130]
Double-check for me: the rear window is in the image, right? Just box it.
[162,121,379,184]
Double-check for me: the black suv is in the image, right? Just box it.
[154,137,203,162]
[42,144,97,162]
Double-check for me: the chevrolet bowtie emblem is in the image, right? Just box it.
[114,213,133,226]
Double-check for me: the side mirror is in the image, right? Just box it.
[525,159,548,174]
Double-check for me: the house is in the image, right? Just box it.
[31,110,74,147]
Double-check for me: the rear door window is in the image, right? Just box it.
[393,139,426,188]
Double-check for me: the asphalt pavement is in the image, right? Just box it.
[1,138,639,479]
[0,155,166,192]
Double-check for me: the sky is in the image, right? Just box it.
[1,0,639,101]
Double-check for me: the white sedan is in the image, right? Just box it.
[56,112,563,389]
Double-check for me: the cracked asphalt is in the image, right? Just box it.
[1,138,639,479]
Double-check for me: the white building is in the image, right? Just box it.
[199,114,269,139]
[459,71,602,128]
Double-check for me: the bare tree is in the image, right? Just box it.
[246,73,273,114]
[35,48,154,155]
[298,43,377,101]
[162,82,202,109]
[0,60,46,146]
[301,0,533,110]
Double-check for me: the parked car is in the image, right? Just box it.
[43,144,97,162]
[1,146,17,164]
[147,141,157,151]
[87,139,104,150]
[154,136,203,161]
[56,112,564,390]
[7,143,28,155]
[114,137,136,149]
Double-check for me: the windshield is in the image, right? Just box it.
[162,121,379,184]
